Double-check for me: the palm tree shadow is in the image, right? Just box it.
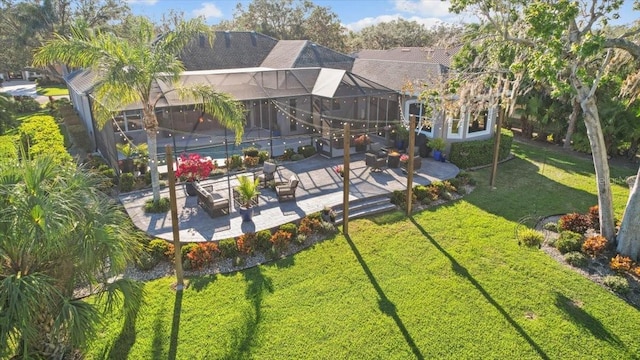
[224,267,273,359]
[554,293,624,347]
[168,290,183,360]
[409,217,550,360]
[105,281,145,359]
[344,234,424,360]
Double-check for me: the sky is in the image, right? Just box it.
[126,0,639,32]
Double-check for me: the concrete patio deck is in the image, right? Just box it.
[120,153,459,242]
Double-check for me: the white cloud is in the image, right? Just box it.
[192,3,223,19]
[126,0,158,5]
[393,0,453,17]
[344,14,448,32]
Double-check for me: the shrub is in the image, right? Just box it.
[227,154,243,170]
[318,221,338,235]
[144,198,170,213]
[290,153,305,161]
[582,235,607,258]
[519,228,544,247]
[256,230,273,252]
[243,156,260,167]
[294,233,306,245]
[258,150,270,163]
[413,185,429,202]
[270,230,292,253]
[543,222,558,232]
[299,216,323,236]
[448,129,513,169]
[243,147,260,157]
[559,213,591,234]
[187,243,219,270]
[564,252,588,267]
[603,275,630,294]
[219,238,238,258]
[237,232,257,255]
[279,223,298,237]
[180,243,199,270]
[148,239,171,262]
[19,114,72,164]
[588,205,600,231]
[119,173,135,192]
[136,251,159,271]
[282,148,295,160]
[14,95,41,113]
[555,231,583,254]
[610,254,633,273]
[455,171,475,186]
[297,145,316,158]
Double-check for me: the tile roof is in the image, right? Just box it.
[350,59,446,93]
[260,40,307,68]
[180,31,278,71]
[354,46,461,67]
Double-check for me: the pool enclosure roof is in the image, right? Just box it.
[66,67,397,110]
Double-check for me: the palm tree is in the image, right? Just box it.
[33,17,246,203]
[0,155,144,358]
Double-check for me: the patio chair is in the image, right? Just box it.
[365,152,386,172]
[276,175,299,202]
[256,161,277,188]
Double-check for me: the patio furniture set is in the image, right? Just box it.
[365,143,422,173]
[194,161,299,219]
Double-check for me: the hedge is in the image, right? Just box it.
[19,114,72,164]
[0,135,18,163]
[448,129,513,169]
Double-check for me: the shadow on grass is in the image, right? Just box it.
[190,274,218,292]
[345,234,424,360]
[554,293,623,347]
[409,217,550,360]
[168,290,183,360]
[102,280,145,359]
[225,267,273,359]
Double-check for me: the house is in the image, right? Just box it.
[65,31,495,169]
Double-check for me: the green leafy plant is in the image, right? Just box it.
[279,223,298,237]
[603,275,630,294]
[144,198,170,213]
[564,252,588,267]
[519,228,544,247]
[555,231,583,254]
[256,230,273,252]
[236,175,260,208]
[218,238,238,258]
[429,137,447,151]
[119,173,135,192]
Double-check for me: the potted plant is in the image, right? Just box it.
[134,143,149,174]
[321,206,336,223]
[117,143,138,173]
[429,137,447,162]
[175,153,215,196]
[236,175,260,222]
[354,134,370,152]
[394,124,409,151]
[333,165,344,177]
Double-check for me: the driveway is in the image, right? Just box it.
[1,79,68,104]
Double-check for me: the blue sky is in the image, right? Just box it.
[126,0,638,32]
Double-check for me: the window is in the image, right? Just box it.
[289,99,297,131]
[469,110,488,133]
[407,100,433,134]
[447,109,463,139]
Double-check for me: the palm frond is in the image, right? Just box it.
[177,85,246,143]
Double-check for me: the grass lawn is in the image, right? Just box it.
[35,84,69,96]
[88,142,640,359]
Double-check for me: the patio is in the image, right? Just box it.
[120,153,460,242]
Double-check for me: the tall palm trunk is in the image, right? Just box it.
[573,82,616,241]
[143,107,161,202]
[617,169,640,260]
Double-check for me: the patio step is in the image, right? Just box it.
[332,195,396,225]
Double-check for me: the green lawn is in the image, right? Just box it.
[88,142,640,359]
[35,84,69,96]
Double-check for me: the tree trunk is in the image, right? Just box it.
[143,108,161,203]
[617,168,640,260]
[577,90,616,241]
[564,96,579,149]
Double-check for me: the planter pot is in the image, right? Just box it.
[387,154,400,168]
[395,140,406,151]
[184,181,198,196]
[238,206,253,222]
[433,150,443,162]
[121,158,134,173]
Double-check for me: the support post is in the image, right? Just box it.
[165,145,184,291]
[343,123,350,235]
[406,115,416,215]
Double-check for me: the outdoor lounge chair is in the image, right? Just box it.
[365,152,386,172]
[256,161,277,187]
[276,175,299,202]
[194,182,229,217]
